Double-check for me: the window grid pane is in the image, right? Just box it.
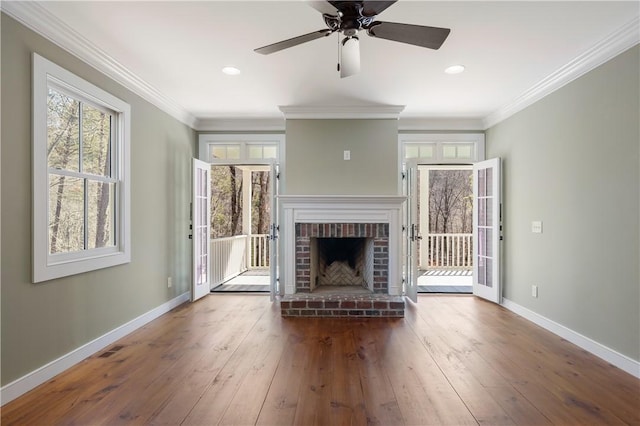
[419,145,434,158]
[226,145,241,159]
[82,103,112,177]
[47,88,80,172]
[248,146,263,159]
[405,145,419,159]
[49,175,85,254]
[263,146,277,159]
[442,146,457,158]
[87,181,115,249]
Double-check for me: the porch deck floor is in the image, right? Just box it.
[418,269,472,293]
[211,269,473,293]
[211,269,270,293]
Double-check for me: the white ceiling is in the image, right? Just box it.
[9,1,640,128]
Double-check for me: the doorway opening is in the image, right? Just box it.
[209,164,272,292]
[417,166,473,293]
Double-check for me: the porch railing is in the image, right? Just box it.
[249,234,269,269]
[210,235,247,286]
[422,233,472,270]
[210,234,269,286]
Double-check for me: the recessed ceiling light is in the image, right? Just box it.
[222,66,241,76]
[444,65,465,74]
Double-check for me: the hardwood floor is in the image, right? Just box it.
[2,294,639,425]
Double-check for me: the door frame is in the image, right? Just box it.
[205,161,279,299]
[398,133,486,302]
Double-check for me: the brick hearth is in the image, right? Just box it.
[280,293,404,317]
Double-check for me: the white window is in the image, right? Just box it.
[399,133,485,164]
[32,53,131,282]
[198,134,284,164]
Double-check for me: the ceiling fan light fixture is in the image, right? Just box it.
[222,66,241,76]
[444,64,465,74]
[340,36,360,78]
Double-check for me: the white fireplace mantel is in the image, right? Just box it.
[278,195,407,296]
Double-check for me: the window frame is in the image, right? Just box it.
[198,133,284,165]
[399,133,486,164]
[32,53,131,282]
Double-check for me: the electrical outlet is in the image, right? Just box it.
[168,277,172,288]
[532,285,538,298]
[343,150,351,160]
[531,221,543,233]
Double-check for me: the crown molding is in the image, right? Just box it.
[196,118,285,132]
[483,16,640,129]
[279,105,405,119]
[1,1,198,129]
[398,117,485,131]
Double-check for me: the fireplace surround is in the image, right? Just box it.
[279,195,406,317]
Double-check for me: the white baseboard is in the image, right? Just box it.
[501,298,640,378]
[0,292,190,406]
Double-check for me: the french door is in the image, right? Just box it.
[269,163,280,300]
[472,158,502,303]
[192,158,211,301]
[197,161,279,300]
[403,162,419,303]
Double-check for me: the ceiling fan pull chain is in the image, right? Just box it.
[337,33,341,72]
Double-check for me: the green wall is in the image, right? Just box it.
[1,14,196,385]
[285,119,399,195]
[486,45,640,361]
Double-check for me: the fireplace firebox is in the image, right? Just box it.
[296,223,388,293]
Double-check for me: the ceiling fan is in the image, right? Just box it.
[254,1,451,78]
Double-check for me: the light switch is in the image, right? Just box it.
[343,150,351,160]
[531,221,543,233]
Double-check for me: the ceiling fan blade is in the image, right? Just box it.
[367,21,451,50]
[255,29,333,55]
[307,1,339,16]
[340,37,360,78]
[361,1,397,16]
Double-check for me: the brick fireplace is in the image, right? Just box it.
[279,196,406,317]
[295,223,388,293]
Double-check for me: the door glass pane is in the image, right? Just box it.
[478,169,486,197]
[47,88,80,172]
[479,199,486,226]
[477,257,485,286]
[485,231,493,258]
[486,168,493,196]
[82,103,111,176]
[478,228,486,256]
[49,175,84,254]
[485,258,493,288]
[485,199,493,226]
[87,181,115,249]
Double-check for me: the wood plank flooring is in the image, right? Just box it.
[2,294,639,425]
